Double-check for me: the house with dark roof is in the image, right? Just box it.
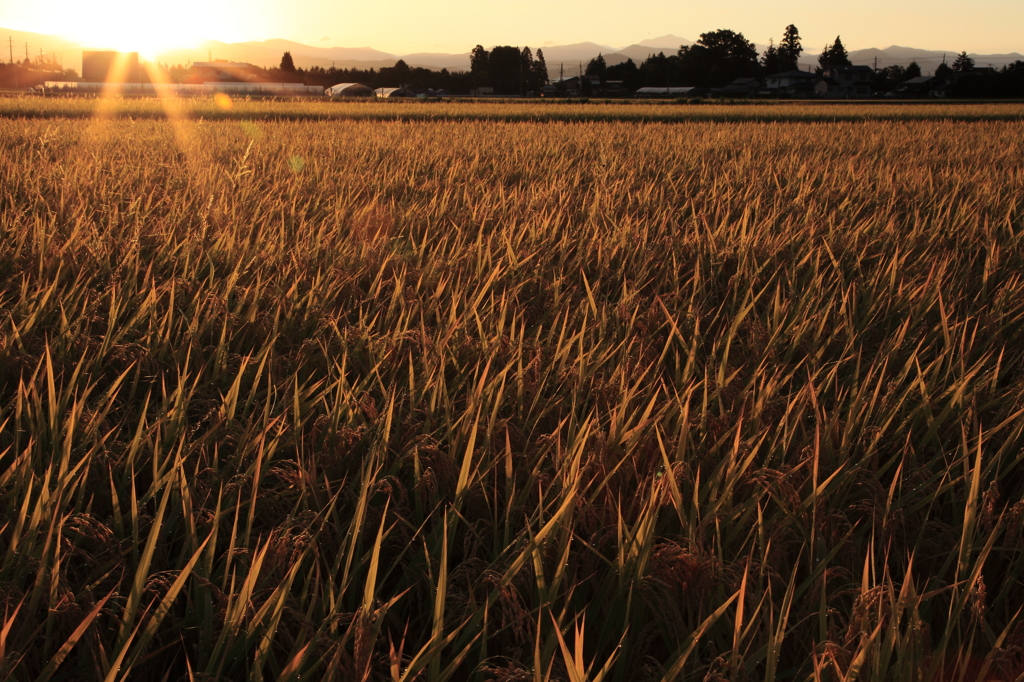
[889,76,936,97]
[545,75,582,96]
[715,77,761,97]
[814,76,839,97]
[821,65,873,98]
[764,69,818,96]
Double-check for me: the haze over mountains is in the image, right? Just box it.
[4,26,1021,76]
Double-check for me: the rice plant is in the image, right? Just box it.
[1,108,1023,681]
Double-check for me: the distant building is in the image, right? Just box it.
[813,77,838,97]
[716,77,761,97]
[890,76,936,97]
[821,65,873,98]
[548,76,582,96]
[82,51,140,83]
[764,69,818,96]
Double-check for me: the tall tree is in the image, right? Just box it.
[470,45,489,85]
[280,51,296,73]
[678,29,758,87]
[639,52,673,88]
[905,61,922,79]
[605,57,640,91]
[586,53,607,79]
[953,51,975,72]
[521,46,540,92]
[761,39,781,74]
[488,46,524,94]
[533,48,549,86]
[818,36,851,71]
[778,24,802,71]
[392,59,411,83]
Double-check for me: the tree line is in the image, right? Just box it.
[269,46,552,95]
[582,28,1024,97]
[157,29,1024,98]
[162,52,480,94]
[576,26,804,92]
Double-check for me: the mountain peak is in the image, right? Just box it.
[633,34,691,49]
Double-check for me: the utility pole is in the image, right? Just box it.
[873,56,877,73]
[25,42,29,64]
[8,36,12,64]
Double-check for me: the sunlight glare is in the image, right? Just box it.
[45,0,208,59]
[214,93,234,110]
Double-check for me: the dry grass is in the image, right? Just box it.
[1,107,1023,681]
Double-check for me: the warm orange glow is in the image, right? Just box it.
[33,0,206,60]
[215,93,234,110]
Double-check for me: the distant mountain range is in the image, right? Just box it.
[2,26,1021,76]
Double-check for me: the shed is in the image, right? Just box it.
[375,87,415,98]
[326,82,375,97]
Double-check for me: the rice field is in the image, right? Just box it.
[3,95,1024,122]
[1,103,1024,682]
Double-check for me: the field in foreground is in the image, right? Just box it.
[1,110,1024,681]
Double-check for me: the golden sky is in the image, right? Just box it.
[2,0,1022,56]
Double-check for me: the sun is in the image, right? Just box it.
[44,0,208,60]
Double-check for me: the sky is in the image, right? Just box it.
[1,0,1022,57]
